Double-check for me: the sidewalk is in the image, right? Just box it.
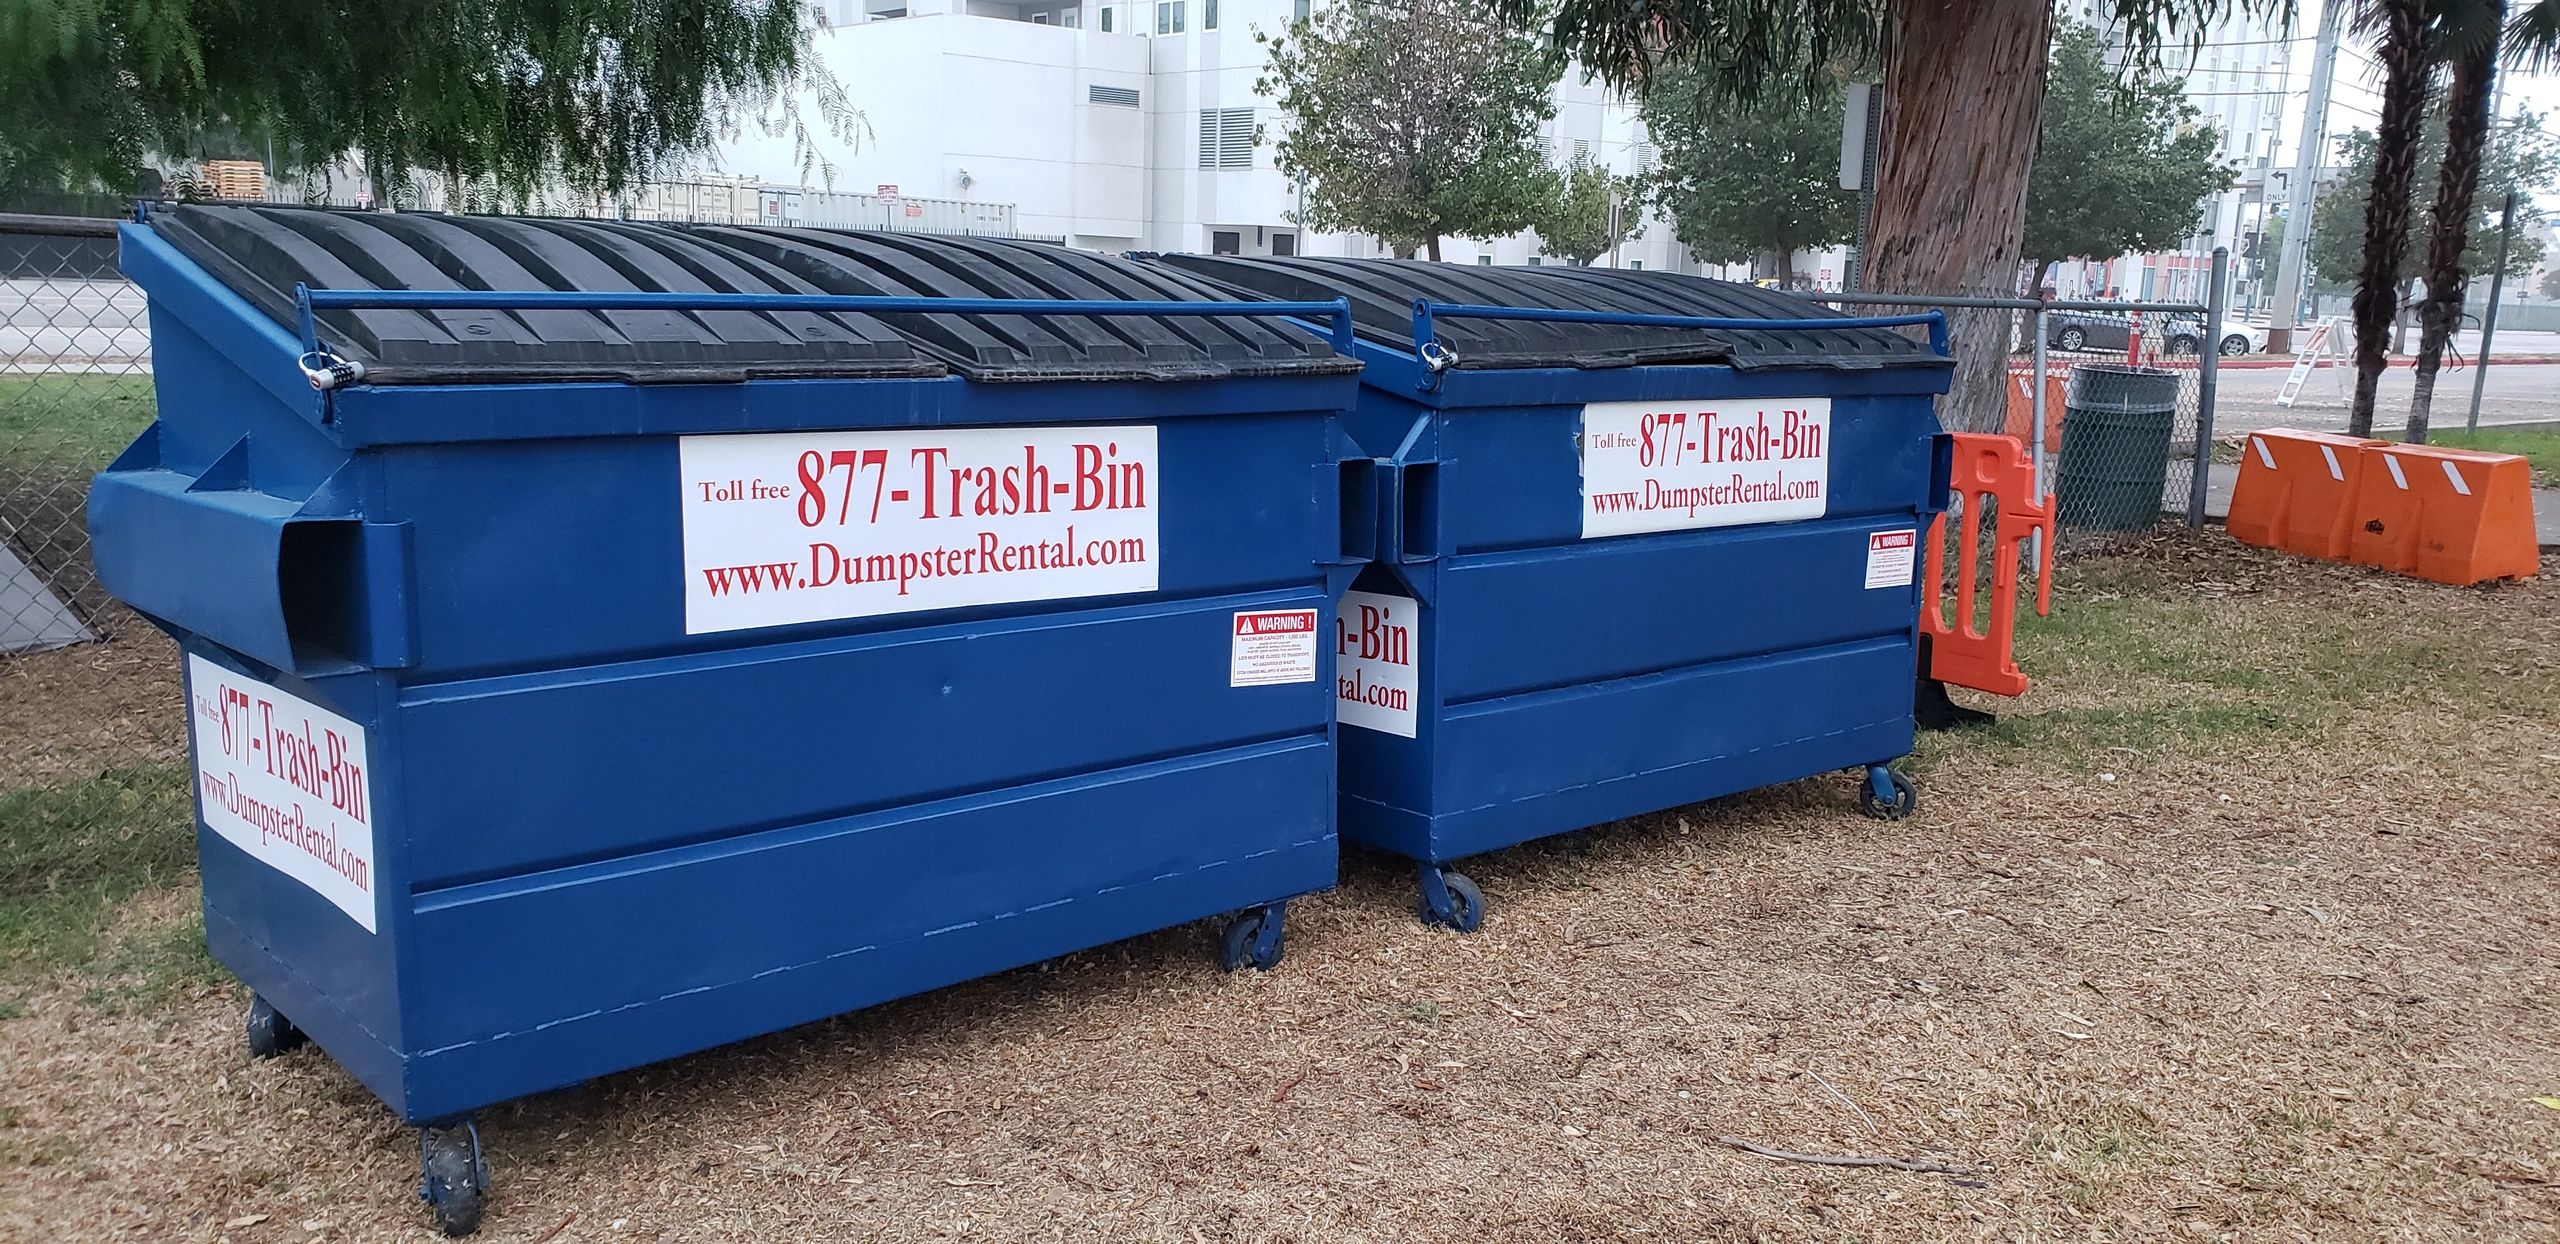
[2183,461,2560,549]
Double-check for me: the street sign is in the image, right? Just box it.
[2276,317,2347,407]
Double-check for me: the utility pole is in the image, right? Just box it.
[2268,0,2345,354]
[2466,190,2516,432]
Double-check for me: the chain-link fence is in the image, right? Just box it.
[2,214,153,655]
[1820,291,2226,561]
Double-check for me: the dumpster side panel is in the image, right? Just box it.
[395,591,1336,887]
[397,733,1334,1119]
[381,411,1340,676]
[1435,396,1939,702]
[135,309,342,492]
[183,650,414,1117]
[1335,385,1941,865]
[1334,570,1442,862]
[1427,638,1915,859]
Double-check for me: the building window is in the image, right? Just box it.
[1526,256,1542,266]
[1204,0,1217,28]
[1061,6,1079,25]
[1293,0,1310,19]
[1157,0,1183,32]
[1198,107,1255,169]
[1271,232,1295,256]
[1212,230,1242,255]
[1100,4,1113,29]
[1627,260,1642,270]
[1089,84,1140,108]
[1476,255,1493,266]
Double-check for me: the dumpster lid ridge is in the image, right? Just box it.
[1150,254,1953,374]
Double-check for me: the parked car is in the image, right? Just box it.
[2046,309,2264,357]
[2045,309,2136,354]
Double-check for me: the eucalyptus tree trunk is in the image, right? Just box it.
[1864,0,2053,432]
[2350,0,2434,438]
[2408,1,2505,443]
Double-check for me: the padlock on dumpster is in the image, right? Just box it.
[91,205,1370,1235]
[1151,256,1956,929]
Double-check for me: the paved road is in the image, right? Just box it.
[2208,360,2560,434]
[1,278,150,370]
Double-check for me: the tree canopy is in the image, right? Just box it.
[1534,153,1643,264]
[1256,0,1562,260]
[1496,0,2288,433]
[0,0,848,200]
[1637,64,1855,285]
[2022,24,2231,271]
[2311,107,2557,291]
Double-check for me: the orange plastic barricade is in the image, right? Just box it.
[1922,432,2055,698]
[2226,429,2384,560]
[2001,368,2067,454]
[2345,443,2541,585]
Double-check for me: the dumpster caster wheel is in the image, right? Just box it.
[245,993,307,1059]
[1858,766,1917,821]
[1418,868,1485,934]
[1218,902,1287,973]
[418,1121,489,1237]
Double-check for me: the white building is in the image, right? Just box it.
[709,0,1712,272]
[2058,0,2296,303]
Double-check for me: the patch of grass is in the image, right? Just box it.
[2418,425,2560,488]
[1403,1000,1441,1027]
[1948,549,2560,766]
[0,999,20,1020]
[0,763,195,981]
[0,375,157,475]
[81,909,223,1016]
[2029,1102,2164,1213]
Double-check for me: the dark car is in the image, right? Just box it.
[2045,309,2136,354]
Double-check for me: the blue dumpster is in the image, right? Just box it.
[1152,257,1954,930]
[92,206,1367,1234]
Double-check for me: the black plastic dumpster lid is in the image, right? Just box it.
[149,205,942,385]
[1152,255,1951,373]
[683,228,1360,381]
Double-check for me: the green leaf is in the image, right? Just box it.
[1259,0,1563,259]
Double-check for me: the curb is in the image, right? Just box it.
[2195,356,2560,370]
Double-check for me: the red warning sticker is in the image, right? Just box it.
[1865,528,1918,590]
[1231,608,1319,686]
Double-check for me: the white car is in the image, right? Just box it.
[2166,318,2269,356]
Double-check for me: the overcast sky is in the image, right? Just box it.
[2277,0,2560,180]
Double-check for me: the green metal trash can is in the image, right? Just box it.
[2056,363,2179,531]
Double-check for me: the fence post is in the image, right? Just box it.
[2188,247,2228,531]
[2029,307,2051,578]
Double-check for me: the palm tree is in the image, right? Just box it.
[2348,0,2440,439]
[2405,0,2508,442]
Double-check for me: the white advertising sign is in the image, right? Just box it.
[1864,528,1918,589]
[186,655,378,933]
[1580,398,1832,538]
[1231,608,1318,687]
[681,426,1159,634]
[1334,591,1418,737]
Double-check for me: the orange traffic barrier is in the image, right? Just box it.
[1923,432,2054,697]
[2226,428,2384,560]
[2345,443,2540,585]
[2001,368,2067,454]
